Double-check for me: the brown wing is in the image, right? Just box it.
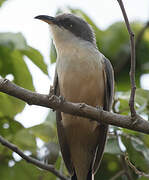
[93,56,114,173]
[53,69,74,175]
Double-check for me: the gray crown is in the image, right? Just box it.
[55,14,96,45]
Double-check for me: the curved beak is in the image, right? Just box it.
[34,15,56,24]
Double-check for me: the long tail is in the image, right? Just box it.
[87,168,92,180]
[71,171,77,180]
[71,170,93,180]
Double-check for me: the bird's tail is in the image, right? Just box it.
[87,168,93,180]
[71,174,77,180]
[71,170,93,180]
[71,171,77,180]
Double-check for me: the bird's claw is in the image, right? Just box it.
[79,103,86,109]
[96,106,103,125]
[49,85,54,96]
[59,96,65,105]
[131,117,138,125]
[130,113,138,126]
[96,105,103,111]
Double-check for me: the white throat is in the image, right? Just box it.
[50,25,96,57]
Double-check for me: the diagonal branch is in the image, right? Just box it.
[0,135,68,180]
[0,78,149,134]
[120,155,133,180]
[117,0,136,118]
[125,153,149,178]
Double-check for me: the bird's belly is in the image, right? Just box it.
[57,56,105,129]
[57,55,105,176]
[57,56,105,105]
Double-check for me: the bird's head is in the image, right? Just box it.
[35,13,96,48]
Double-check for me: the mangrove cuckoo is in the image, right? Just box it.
[35,13,114,180]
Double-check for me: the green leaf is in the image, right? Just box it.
[0,91,25,117]
[21,46,48,75]
[121,135,149,173]
[95,154,122,180]
[0,32,27,50]
[0,93,17,117]
[0,33,34,91]
[0,46,14,77]
[11,50,34,90]
[115,92,130,115]
[116,89,149,115]
[0,160,57,180]
[131,137,149,163]
[138,176,149,180]
[103,22,129,60]
[13,128,36,153]
[105,136,123,155]
[29,121,57,142]
[0,116,24,138]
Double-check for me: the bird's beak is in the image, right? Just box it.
[34,15,56,24]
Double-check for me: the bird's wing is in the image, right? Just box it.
[53,68,74,175]
[93,56,114,173]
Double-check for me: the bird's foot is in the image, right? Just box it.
[49,85,54,96]
[96,106,103,124]
[48,95,65,112]
[59,95,65,105]
[79,103,86,109]
[131,114,138,125]
[96,105,103,111]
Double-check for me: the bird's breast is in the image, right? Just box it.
[56,46,105,106]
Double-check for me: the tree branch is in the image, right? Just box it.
[0,135,68,180]
[121,155,133,180]
[117,0,136,118]
[0,78,149,134]
[125,153,149,178]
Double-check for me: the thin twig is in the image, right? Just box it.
[121,155,133,180]
[0,135,68,180]
[114,131,133,180]
[0,78,149,134]
[117,0,136,118]
[109,170,125,180]
[125,153,149,178]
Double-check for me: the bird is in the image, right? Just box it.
[35,13,114,180]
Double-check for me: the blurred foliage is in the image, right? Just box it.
[0,0,6,7]
[0,5,149,180]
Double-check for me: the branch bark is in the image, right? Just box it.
[0,135,68,180]
[0,78,149,134]
[117,0,136,118]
